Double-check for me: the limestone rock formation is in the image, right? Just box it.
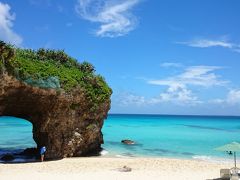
[0,41,112,160]
[0,73,110,159]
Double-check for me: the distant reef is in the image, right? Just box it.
[0,41,112,160]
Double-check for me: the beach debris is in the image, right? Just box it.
[121,139,135,145]
[118,165,132,172]
[0,154,15,161]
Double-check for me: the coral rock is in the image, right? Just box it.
[0,73,111,160]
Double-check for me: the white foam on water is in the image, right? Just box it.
[192,155,232,163]
[100,150,109,156]
[115,154,127,158]
[192,155,212,161]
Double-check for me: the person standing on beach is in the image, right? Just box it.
[40,146,46,162]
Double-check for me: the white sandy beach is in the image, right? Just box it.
[0,157,237,180]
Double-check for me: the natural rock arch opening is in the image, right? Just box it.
[0,116,36,160]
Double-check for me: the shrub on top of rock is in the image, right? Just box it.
[0,40,112,107]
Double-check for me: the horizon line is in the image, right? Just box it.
[108,113,240,118]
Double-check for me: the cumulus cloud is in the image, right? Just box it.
[226,89,240,105]
[115,66,229,107]
[178,37,240,53]
[149,66,227,87]
[75,0,140,37]
[150,84,201,105]
[115,85,200,107]
[147,66,227,105]
[0,2,22,45]
[209,89,240,106]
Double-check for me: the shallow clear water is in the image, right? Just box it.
[102,114,240,161]
[0,116,36,155]
[1,115,240,161]
[0,116,36,162]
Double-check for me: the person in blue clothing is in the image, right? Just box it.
[40,146,46,162]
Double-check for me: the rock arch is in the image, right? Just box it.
[0,74,110,160]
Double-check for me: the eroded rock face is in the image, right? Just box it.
[0,73,111,160]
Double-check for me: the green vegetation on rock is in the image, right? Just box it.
[0,41,112,105]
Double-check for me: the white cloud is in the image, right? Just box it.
[149,84,201,105]
[114,85,200,107]
[162,85,198,103]
[226,89,240,105]
[180,39,233,48]
[208,98,225,104]
[149,66,227,87]
[147,66,227,105]
[115,66,229,107]
[115,88,240,108]
[233,47,240,53]
[160,62,182,68]
[114,92,146,106]
[0,2,22,45]
[209,89,240,106]
[178,38,240,53]
[75,0,140,37]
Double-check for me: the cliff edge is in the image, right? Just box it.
[0,41,112,159]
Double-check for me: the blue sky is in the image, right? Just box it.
[0,0,240,115]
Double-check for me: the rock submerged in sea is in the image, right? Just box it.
[18,148,38,156]
[0,154,15,161]
[121,139,135,145]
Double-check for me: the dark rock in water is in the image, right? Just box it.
[17,148,38,156]
[1,154,15,161]
[121,139,135,145]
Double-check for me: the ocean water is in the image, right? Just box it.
[1,114,240,162]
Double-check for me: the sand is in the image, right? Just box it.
[0,157,237,180]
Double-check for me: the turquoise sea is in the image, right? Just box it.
[1,114,240,162]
